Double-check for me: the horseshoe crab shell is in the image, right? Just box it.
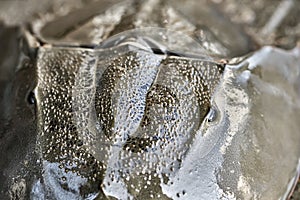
[0,0,300,200]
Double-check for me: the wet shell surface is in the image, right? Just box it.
[0,0,299,199]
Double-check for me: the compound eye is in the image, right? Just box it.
[27,91,36,105]
[206,107,218,123]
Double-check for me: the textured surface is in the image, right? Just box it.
[33,44,223,199]
[0,0,299,199]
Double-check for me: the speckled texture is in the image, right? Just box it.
[0,0,299,199]
[33,44,224,199]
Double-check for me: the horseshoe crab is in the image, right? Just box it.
[0,0,299,199]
